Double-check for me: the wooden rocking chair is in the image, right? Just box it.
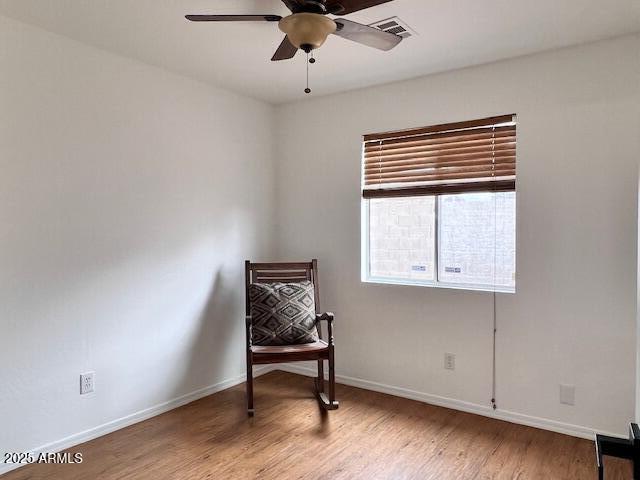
[245,259,338,415]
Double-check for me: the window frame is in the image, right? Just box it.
[361,194,516,294]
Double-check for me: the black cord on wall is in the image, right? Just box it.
[491,289,497,410]
[490,126,498,411]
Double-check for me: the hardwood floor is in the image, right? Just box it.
[3,371,632,479]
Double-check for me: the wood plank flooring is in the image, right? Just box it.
[2,371,632,479]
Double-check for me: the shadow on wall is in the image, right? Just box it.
[171,268,244,401]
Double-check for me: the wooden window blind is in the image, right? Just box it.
[362,114,516,198]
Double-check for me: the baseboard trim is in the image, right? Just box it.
[276,363,624,441]
[0,366,274,477]
[3,364,624,476]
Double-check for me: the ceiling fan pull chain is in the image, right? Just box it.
[305,51,311,94]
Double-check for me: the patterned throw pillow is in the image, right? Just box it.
[249,281,319,346]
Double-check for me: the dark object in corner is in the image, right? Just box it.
[596,422,640,479]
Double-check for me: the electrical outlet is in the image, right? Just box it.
[80,372,94,395]
[559,384,575,405]
[444,353,455,370]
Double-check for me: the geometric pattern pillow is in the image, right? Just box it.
[249,281,319,346]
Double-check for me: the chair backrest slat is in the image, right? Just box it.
[253,270,310,283]
[250,262,312,270]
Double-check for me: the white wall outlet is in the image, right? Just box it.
[80,372,95,395]
[444,353,456,370]
[559,384,575,405]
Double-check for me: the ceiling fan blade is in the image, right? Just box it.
[281,0,301,13]
[185,14,282,22]
[333,19,402,51]
[325,0,393,15]
[271,36,298,61]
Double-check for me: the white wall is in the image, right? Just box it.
[275,34,640,436]
[0,14,275,462]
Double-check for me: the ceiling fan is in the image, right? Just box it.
[185,0,403,93]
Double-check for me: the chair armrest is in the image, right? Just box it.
[316,312,335,346]
[316,312,334,323]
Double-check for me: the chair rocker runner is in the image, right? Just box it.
[245,259,338,415]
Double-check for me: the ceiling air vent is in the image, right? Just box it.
[368,17,415,39]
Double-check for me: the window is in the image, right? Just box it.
[369,196,436,281]
[362,115,516,292]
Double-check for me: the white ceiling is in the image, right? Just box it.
[1,0,639,104]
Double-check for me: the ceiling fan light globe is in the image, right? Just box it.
[278,13,337,50]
